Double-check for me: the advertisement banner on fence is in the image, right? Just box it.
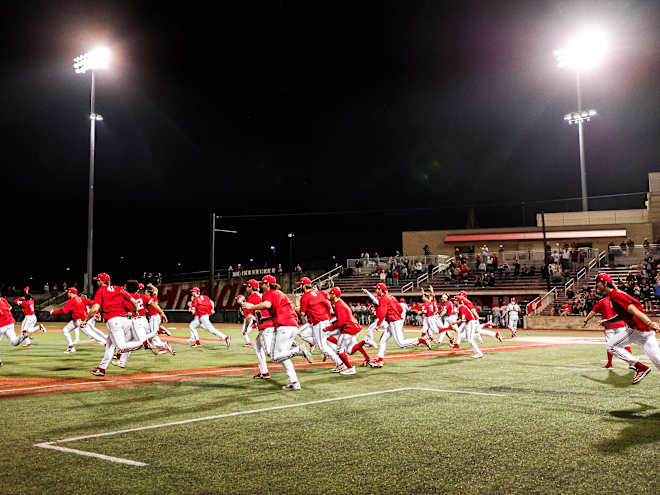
[158,279,243,311]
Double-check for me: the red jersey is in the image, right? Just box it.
[300,289,332,325]
[129,293,150,317]
[422,300,436,317]
[592,297,625,330]
[442,300,455,317]
[384,294,403,322]
[15,298,35,316]
[191,295,214,317]
[52,296,93,321]
[244,292,262,316]
[147,295,160,317]
[374,296,388,324]
[93,285,135,320]
[327,298,361,335]
[263,289,298,327]
[0,297,15,326]
[458,304,476,321]
[608,288,651,332]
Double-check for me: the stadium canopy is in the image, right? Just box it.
[444,229,626,243]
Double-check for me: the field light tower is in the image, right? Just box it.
[73,47,110,294]
[554,29,607,212]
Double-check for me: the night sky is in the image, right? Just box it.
[2,0,659,287]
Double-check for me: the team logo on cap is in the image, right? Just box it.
[262,275,277,285]
[329,287,342,297]
[93,273,110,283]
[297,277,312,286]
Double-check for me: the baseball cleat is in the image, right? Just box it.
[253,372,270,379]
[243,343,253,348]
[602,363,614,369]
[340,367,356,375]
[39,324,47,333]
[282,382,302,391]
[90,368,105,376]
[64,347,76,353]
[23,341,32,347]
[163,341,175,356]
[322,353,328,362]
[299,343,313,363]
[158,326,172,336]
[421,338,432,350]
[628,364,636,370]
[330,365,345,373]
[632,367,651,384]
[111,360,126,368]
[371,359,384,368]
[225,336,231,349]
[472,354,484,359]
[191,342,201,348]
[451,344,460,349]
[495,332,503,342]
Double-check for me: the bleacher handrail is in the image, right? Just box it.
[530,287,557,316]
[401,281,414,293]
[416,273,429,287]
[564,278,575,292]
[576,267,586,281]
[293,265,343,295]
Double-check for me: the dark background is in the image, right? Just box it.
[1,0,658,287]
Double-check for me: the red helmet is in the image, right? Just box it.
[262,275,277,285]
[243,279,259,289]
[190,287,201,294]
[93,272,110,283]
[329,287,342,297]
[596,273,613,285]
[375,283,388,291]
[297,277,312,286]
[67,287,78,295]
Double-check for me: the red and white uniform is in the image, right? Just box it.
[505,301,520,334]
[300,289,342,367]
[53,296,107,347]
[15,297,40,345]
[457,303,482,357]
[327,298,363,356]
[0,297,27,353]
[421,300,440,340]
[240,292,261,345]
[376,294,422,359]
[189,294,228,342]
[603,289,660,369]
[250,292,276,375]
[366,295,388,342]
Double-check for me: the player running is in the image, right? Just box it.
[505,298,520,337]
[436,293,459,348]
[146,283,171,338]
[51,288,107,352]
[188,287,231,348]
[298,277,343,371]
[583,294,634,369]
[82,272,161,377]
[325,287,376,374]
[459,291,503,343]
[0,296,39,365]
[239,279,260,347]
[594,272,660,384]
[14,288,46,347]
[241,275,312,390]
[456,297,483,358]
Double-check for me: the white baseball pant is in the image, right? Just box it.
[241,316,257,345]
[377,320,420,359]
[98,317,147,370]
[508,316,519,335]
[21,314,41,345]
[298,323,314,346]
[458,320,482,357]
[270,325,303,384]
[313,320,342,366]
[255,328,275,374]
[422,316,440,340]
[605,327,660,369]
[189,315,227,341]
[0,323,28,361]
[366,319,388,344]
[63,318,107,345]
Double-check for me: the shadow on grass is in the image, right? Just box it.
[596,403,660,453]
[580,371,633,388]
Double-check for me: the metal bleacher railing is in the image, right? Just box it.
[293,265,343,295]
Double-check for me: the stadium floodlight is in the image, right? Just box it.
[554,29,606,212]
[74,47,110,295]
[554,30,607,70]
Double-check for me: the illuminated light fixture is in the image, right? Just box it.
[564,109,597,124]
[554,29,607,70]
[73,47,111,73]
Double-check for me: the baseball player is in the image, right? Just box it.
[505,298,521,337]
[82,272,161,377]
[297,277,343,371]
[238,280,260,347]
[436,293,459,348]
[419,292,440,343]
[399,298,409,325]
[583,295,633,369]
[146,283,171,337]
[0,296,33,366]
[594,272,660,384]
[241,275,312,390]
[188,287,231,348]
[456,297,483,358]
[325,287,376,374]
[51,287,107,352]
[365,298,388,348]
[491,301,502,328]
[459,291,503,343]
[364,284,431,368]
[14,289,46,347]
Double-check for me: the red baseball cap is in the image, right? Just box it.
[93,273,110,283]
[458,290,468,297]
[329,287,342,297]
[297,277,312,285]
[138,283,145,290]
[190,287,201,293]
[261,275,277,285]
[243,279,259,289]
[24,286,29,294]
[399,298,405,302]
[375,283,388,291]
[68,287,78,295]
[596,273,613,285]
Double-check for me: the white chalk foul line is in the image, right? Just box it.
[34,386,505,466]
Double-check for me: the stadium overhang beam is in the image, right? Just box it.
[444,229,626,243]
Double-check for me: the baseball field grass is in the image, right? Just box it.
[0,324,658,494]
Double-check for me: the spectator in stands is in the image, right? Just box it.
[423,245,431,256]
[43,282,49,293]
[619,240,627,252]
[561,247,570,272]
[354,259,362,274]
[295,264,303,273]
[627,238,635,249]
[643,238,650,252]
[392,268,399,287]
[478,259,486,273]
[552,302,560,316]
[379,270,386,285]
[414,261,423,275]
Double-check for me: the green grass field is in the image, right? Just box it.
[0,324,658,494]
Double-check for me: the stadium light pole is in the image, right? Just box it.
[73,47,110,295]
[554,29,607,212]
[288,232,295,288]
[209,213,238,301]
